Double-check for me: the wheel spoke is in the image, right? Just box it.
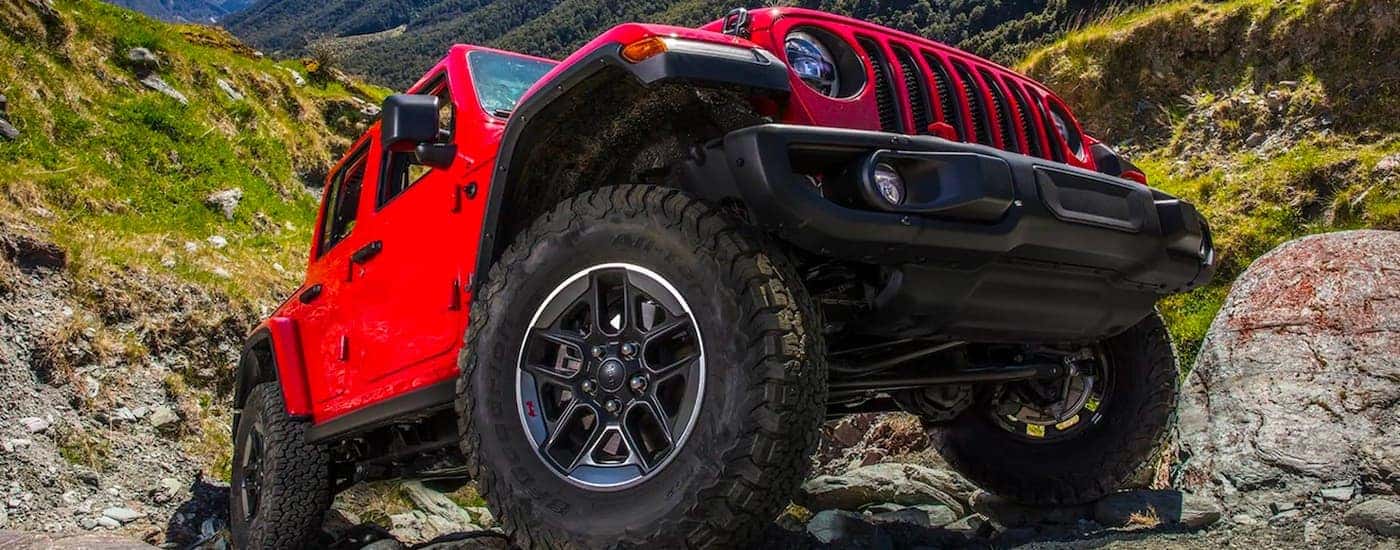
[565,423,608,472]
[521,361,578,387]
[642,396,675,447]
[617,423,654,472]
[534,328,588,353]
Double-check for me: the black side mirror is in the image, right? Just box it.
[381,94,441,152]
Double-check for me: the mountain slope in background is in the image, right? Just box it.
[1022,0,1398,360]
[0,0,385,540]
[105,0,253,23]
[224,0,1152,89]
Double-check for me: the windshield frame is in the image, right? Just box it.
[465,49,557,120]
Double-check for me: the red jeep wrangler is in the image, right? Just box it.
[230,8,1213,549]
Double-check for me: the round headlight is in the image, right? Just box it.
[873,163,905,205]
[785,31,839,96]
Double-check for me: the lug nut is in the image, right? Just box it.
[629,375,648,393]
[591,346,605,359]
[604,399,621,413]
[580,379,597,394]
[621,342,638,357]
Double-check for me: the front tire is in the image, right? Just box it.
[230,383,331,550]
[934,312,1178,505]
[456,186,827,548]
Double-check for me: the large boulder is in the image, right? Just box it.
[1177,230,1400,515]
[796,462,975,516]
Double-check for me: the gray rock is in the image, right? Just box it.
[147,406,179,429]
[1319,483,1357,502]
[102,506,144,524]
[207,235,228,249]
[971,491,1091,528]
[943,514,990,536]
[139,74,188,105]
[282,67,306,86]
[204,188,243,220]
[1093,490,1222,529]
[1178,231,1400,517]
[465,506,494,528]
[797,463,972,515]
[126,47,159,71]
[215,78,245,102]
[1343,499,1400,536]
[806,510,893,549]
[0,118,16,141]
[1376,154,1400,174]
[400,480,476,529]
[151,478,184,504]
[18,417,49,433]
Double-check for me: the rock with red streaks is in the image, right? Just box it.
[1177,230,1400,516]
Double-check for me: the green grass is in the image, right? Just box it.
[1017,0,1399,366]
[0,0,388,305]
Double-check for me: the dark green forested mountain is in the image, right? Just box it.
[224,0,1147,89]
[106,0,253,22]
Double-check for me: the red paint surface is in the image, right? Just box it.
[258,9,1108,424]
[265,317,312,416]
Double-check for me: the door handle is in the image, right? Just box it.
[299,283,323,304]
[351,240,383,264]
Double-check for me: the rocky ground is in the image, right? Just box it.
[2,215,1398,550]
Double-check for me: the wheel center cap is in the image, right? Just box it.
[598,359,626,392]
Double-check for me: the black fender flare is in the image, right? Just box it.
[471,41,790,287]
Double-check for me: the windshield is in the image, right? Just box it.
[468,50,556,116]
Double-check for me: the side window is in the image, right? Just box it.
[379,76,454,207]
[317,147,368,257]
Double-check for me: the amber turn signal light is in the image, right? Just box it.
[621,37,668,62]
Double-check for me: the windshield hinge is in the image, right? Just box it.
[721,8,751,38]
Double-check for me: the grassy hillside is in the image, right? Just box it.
[0,0,387,305]
[1022,0,1399,362]
[225,0,1151,89]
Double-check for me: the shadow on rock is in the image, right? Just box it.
[163,477,231,548]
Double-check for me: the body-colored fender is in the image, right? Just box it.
[234,316,312,429]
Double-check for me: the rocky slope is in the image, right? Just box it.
[0,0,383,544]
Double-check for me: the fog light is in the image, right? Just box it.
[873,163,905,205]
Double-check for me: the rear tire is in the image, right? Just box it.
[456,185,827,548]
[230,383,331,550]
[934,312,1178,505]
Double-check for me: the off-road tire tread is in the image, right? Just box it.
[455,185,827,549]
[934,312,1178,505]
[232,383,332,550]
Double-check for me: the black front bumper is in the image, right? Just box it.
[686,124,1215,342]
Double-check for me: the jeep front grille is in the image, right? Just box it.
[857,37,902,134]
[851,34,1069,163]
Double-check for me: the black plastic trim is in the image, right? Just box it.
[713,124,1214,292]
[307,380,456,443]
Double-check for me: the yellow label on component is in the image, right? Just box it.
[1026,424,1045,438]
[1055,415,1081,431]
[1085,396,1101,412]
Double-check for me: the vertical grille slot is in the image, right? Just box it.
[922,53,963,140]
[1034,93,1067,163]
[893,46,930,135]
[858,37,902,133]
[1006,81,1044,159]
[979,69,1022,153]
[952,62,992,145]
